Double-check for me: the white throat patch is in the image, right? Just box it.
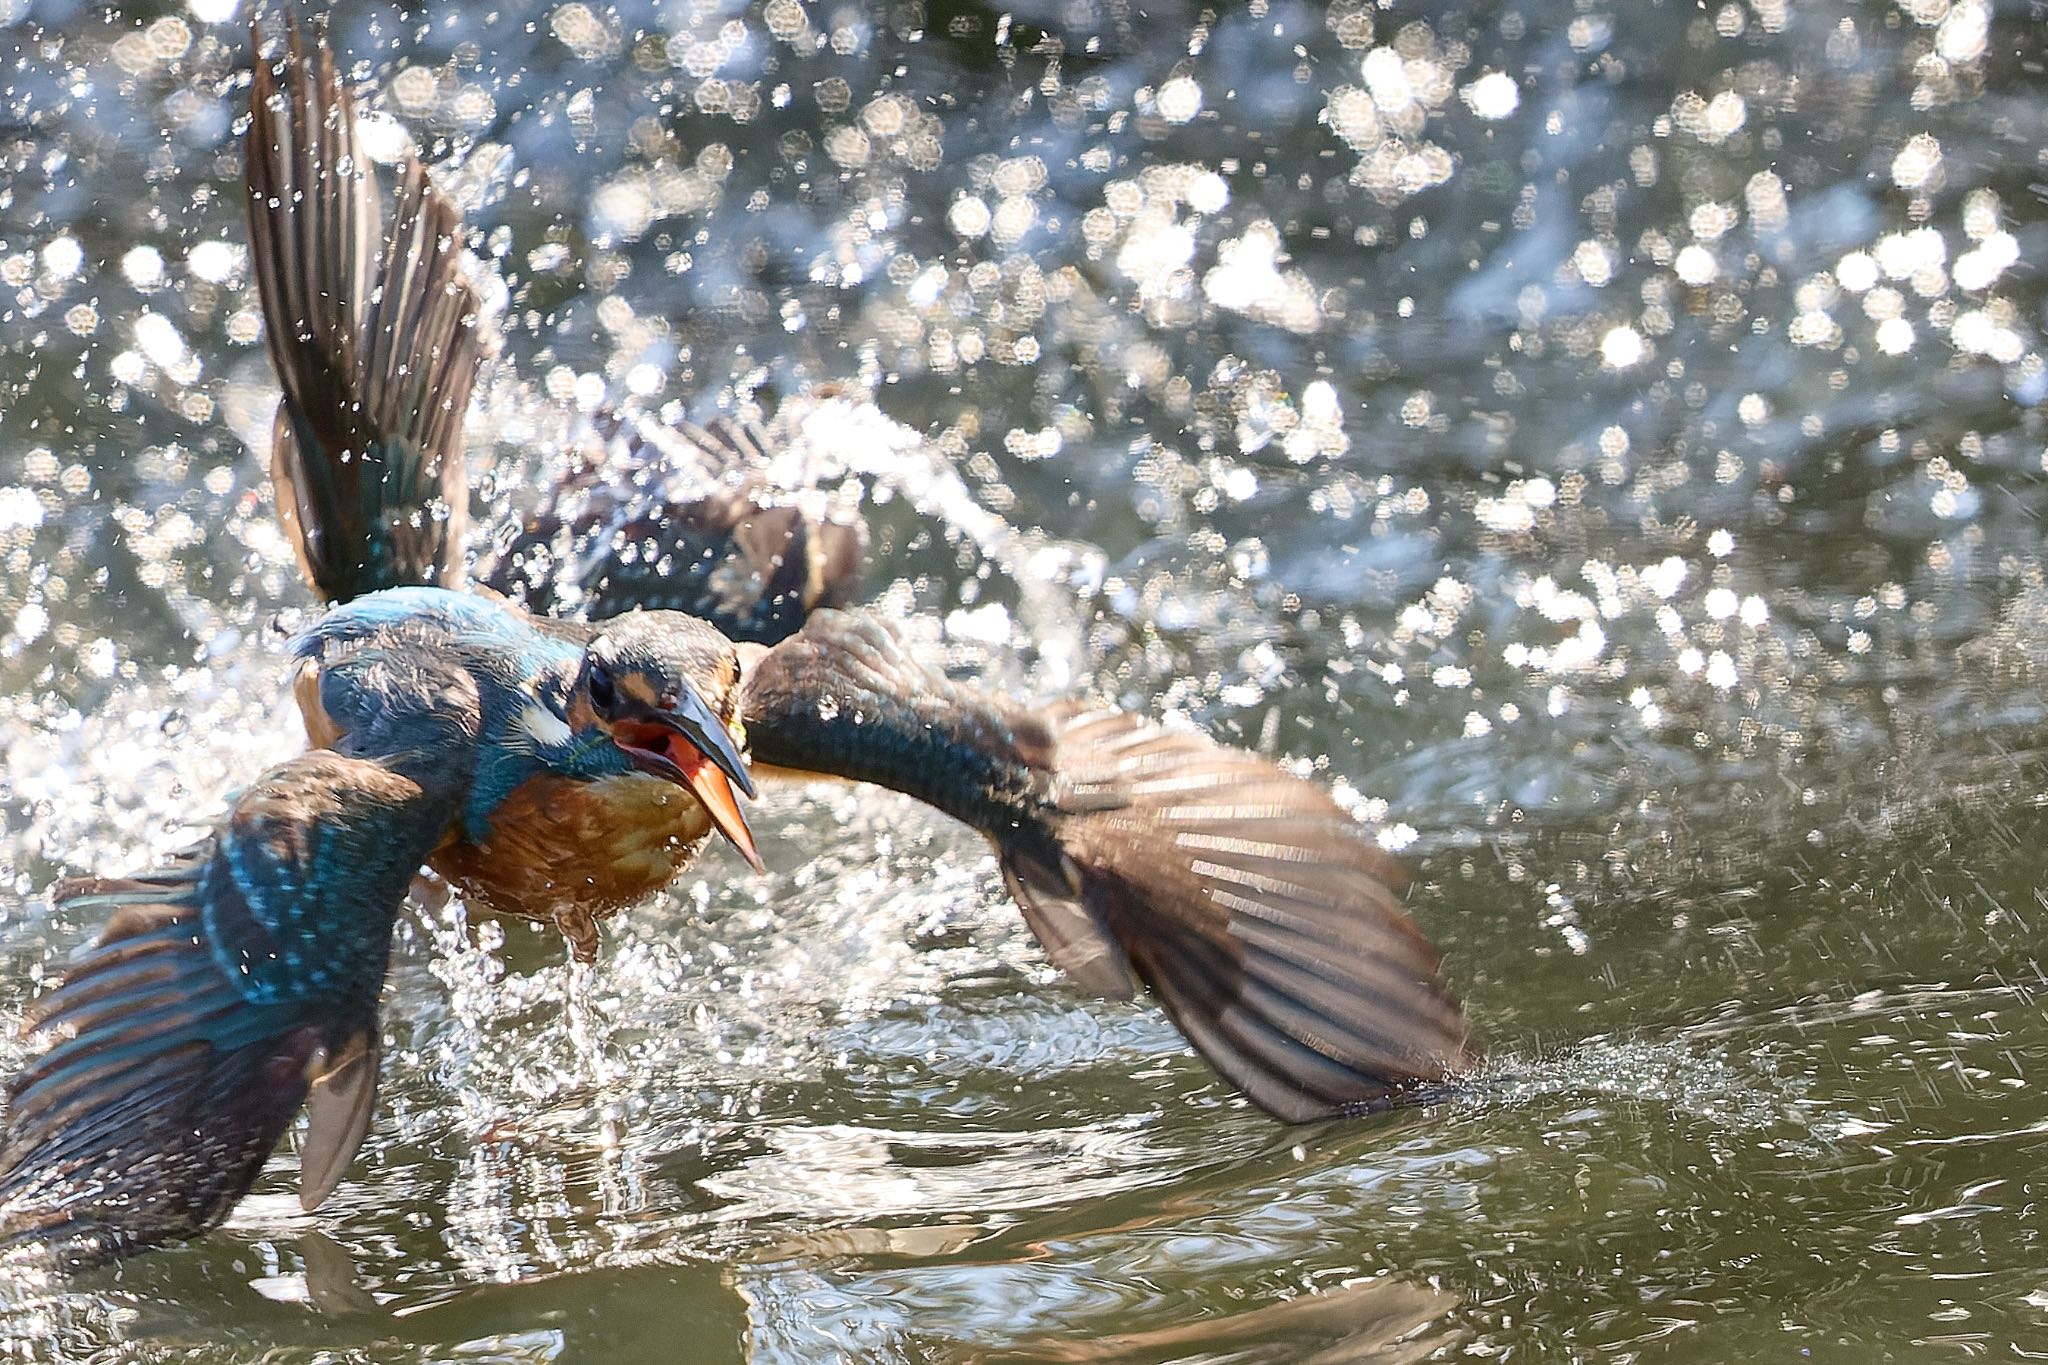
[515,701,575,750]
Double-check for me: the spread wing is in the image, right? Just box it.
[247,21,480,603]
[478,414,867,643]
[738,610,1476,1122]
[0,657,478,1266]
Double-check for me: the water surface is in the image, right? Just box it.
[1,0,2046,1358]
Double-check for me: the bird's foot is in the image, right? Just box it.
[407,870,452,916]
[552,905,601,963]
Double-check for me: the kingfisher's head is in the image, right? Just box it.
[573,611,764,872]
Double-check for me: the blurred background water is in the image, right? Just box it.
[0,0,2045,1358]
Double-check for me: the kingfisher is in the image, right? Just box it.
[0,25,1475,1267]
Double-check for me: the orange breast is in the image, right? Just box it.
[430,772,712,926]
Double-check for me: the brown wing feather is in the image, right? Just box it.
[247,21,479,602]
[741,610,1475,1122]
[1033,709,1474,1119]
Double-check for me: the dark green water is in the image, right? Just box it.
[2,0,2046,1358]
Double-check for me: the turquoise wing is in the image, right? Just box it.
[0,666,478,1265]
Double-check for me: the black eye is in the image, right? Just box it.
[588,662,617,711]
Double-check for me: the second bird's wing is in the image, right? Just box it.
[0,655,480,1267]
[477,414,868,643]
[737,610,1476,1123]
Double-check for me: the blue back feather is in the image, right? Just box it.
[293,586,631,842]
[289,586,546,663]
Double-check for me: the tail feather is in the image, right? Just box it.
[248,22,479,603]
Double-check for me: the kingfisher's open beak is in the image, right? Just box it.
[610,685,766,873]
